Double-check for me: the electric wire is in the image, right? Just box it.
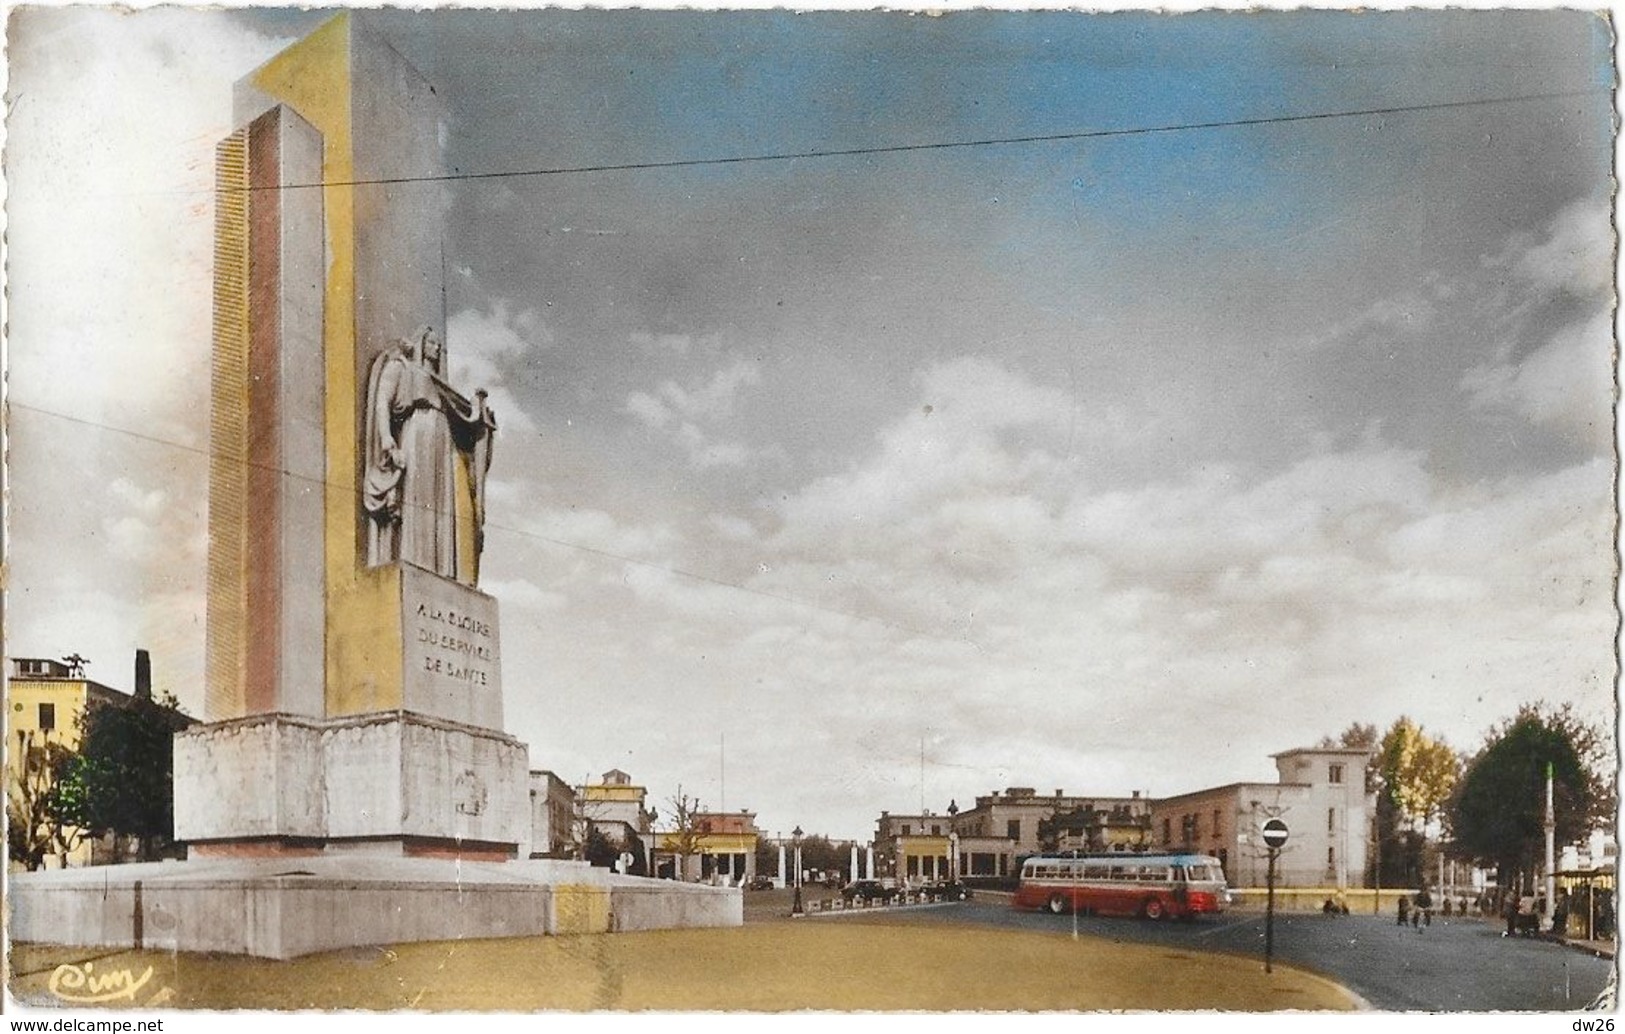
[222,88,1602,193]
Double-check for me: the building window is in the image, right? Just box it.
[1328,807,1336,832]
[37,703,55,731]
[1212,809,1221,836]
[1328,763,1344,784]
[931,825,941,835]
[1007,819,1021,841]
[1162,818,1172,844]
[1327,847,1336,866]
[902,824,911,835]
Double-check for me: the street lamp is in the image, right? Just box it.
[790,826,805,916]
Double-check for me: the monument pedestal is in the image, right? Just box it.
[175,710,529,859]
[9,857,742,959]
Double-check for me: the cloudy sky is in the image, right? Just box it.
[6,7,1616,840]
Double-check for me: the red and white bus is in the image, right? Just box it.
[1013,853,1229,920]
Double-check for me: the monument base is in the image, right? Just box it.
[174,710,529,854]
[8,857,742,959]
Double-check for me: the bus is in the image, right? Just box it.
[1013,853,1229,920]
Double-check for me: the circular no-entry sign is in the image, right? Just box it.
[1261,818,1290,849]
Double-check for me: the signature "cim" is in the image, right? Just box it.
[48,961,154,1004]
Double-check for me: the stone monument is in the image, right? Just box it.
[182,10,522,861]
[9,13,739,959]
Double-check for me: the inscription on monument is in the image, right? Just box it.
[414,602,494,683]
[399,564,503,728]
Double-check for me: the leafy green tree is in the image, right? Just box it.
[1321,723,1379,752]
[754,835,779,880]
[1321,718,1457,886]
[1450,702,1606,889]
[49,693,191,862]
[1379,717,1460,832]
[7,733,83,870]
[583,826,619,868]
[798,834,851,878]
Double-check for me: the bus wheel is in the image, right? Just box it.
[1048,894,1068,915]
[1143,898,1166,920]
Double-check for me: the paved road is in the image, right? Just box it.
[840,901,1614,1011]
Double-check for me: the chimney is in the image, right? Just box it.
[134,649,152,700]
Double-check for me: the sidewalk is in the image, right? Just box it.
[1562,935,1616,959]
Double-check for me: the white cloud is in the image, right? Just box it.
[446,302,548,436]
[480,576,567,612]
[623,356,771,469]
[658,358,761,422]
[1506,198,1615,301]
[7,10,291,448]
[1459,201,1615,448]
[625,391,671,429]
[108,477,166,521]
[1461,309,1613,446]
[774,357,1074,549]
[519,507,683,562]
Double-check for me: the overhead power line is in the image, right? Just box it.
[234,87,1601,193]
[6,399,956,646]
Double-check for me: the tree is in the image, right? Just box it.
[663,789,705,881]
[1318,717,1458,886]
[7,732,83,870]
[1320,723,1379,752]
[620,831,648,876]
[50,692,191,862]
[1450,702,1606,890]
[583,826,619,868]
[1378,718,1460,832]
[797,834,851,879]
[754,835,780,881]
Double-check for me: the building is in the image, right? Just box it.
[875,810,955,884]
[527,770,576,858]
[877,788,1154,883]
[579,769,654,863]
[656,810,761,885]
[871,749,1373,890]
[1149,747,1373,889]
[7,652,195,869]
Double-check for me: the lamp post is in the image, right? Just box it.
[791,826,805,917]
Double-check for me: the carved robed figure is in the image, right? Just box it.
[363,325,495,584]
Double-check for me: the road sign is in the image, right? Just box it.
[1261,818,1290,849]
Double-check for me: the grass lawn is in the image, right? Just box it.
[10,920,1358,1011]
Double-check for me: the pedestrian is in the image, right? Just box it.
[1503,893,1518,938]
[1443,897,1453,918]
[1398,895,1410,926]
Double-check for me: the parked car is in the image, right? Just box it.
[932,880,972,902]
[842,879,899,903]
[745,875,775,891]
